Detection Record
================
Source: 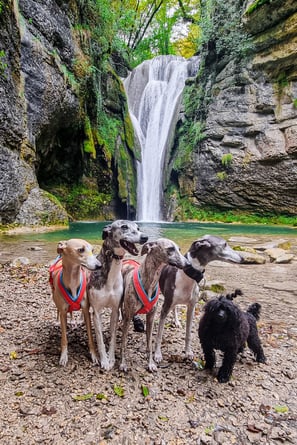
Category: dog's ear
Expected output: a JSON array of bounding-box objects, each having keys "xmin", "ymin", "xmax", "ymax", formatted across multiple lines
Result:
[
  {"xmin": 194, "ymin": 239, "xmax": 212, "ymax": 249},
  {"xmin": 102, "ymin": 224, "xmax": 111, "ymax": 240},
  {"xmin": 57, "ymin": 240, "xmax": 67, "ymax": 254},
  {"xmin": 141, "ymin": 241, "xmax": 155, "ymax": 255}
]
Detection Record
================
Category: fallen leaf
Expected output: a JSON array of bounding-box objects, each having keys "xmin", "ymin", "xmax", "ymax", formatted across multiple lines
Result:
[
  {"xmin": 141, "ymin": 384, "xmax": 149, "ymax": 397},
  {"xmin": 158, "ymin": 415, "xmax": 169, "ymax": 422},
  {"xmin": 15, "ymin": 391, "xmax": 24, "ymax": 397},
  {"xmin": 95, "ymin": 393, "xmax": 108, "ymax": 400},
  {"xmin": 72, "ymin": 393, "xmax": 93, "ymax": 401},
  {"xmin": 274, "ymin": 405, "xmax": 289, "ymax": 414},
  {"xmin": 9, "ymin": 351, "xmax": 17, "ymax": 360},
  {"xmin": 113, "ymin": 384, "xmax": 124, "ymax": 397},
  {"xmin": 247, "ymin": 424, "xmax": 263, "ymax": 433}
]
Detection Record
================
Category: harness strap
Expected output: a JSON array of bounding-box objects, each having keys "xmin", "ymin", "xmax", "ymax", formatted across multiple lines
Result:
[
  {"xmin": 49, "ymin": 257, "xmax": 87, "ymax": 312},
  {"xmin": 122, "ymin": 259, "xmax": 160, "ymax": 314}
]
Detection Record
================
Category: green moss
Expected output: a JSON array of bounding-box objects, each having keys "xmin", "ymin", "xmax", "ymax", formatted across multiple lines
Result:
[
  {"xmin": 172, "ymin": 199, "xmax": 297, "ymax": 226},
  {"xmin": 293, "ymin": 98, "xmax": 297, "ymax": 108},
  {"xmin": 124, "ymin": 112, "xmax": 138, "ymax": 155},
  {"xmin": 116, "ymin": 144, "xmax": 137, "ymax": 208},
  {"xmin": 47, "ymin": 185, "xmax": 111, "ymax": 220},
  {"xmin": 83, "ymin": 116, "xmax": 96, "ymax": 158},
  {"xmin": 221, "ymin": 153, "xmax": 233, "ymax": 167},
  {"xmin": 245, "ymin": 0, "xmax": 271, "ymax": 15},
  {"xmin": 216, "ymin": 171, "xmax": 227, "ymax": 181}
]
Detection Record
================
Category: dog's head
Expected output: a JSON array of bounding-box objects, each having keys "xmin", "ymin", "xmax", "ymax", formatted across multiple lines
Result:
[
  {"xmin": 187, "ymin": 235, "xmax": 243, "ymax": 267},
  {"xmin": 102, "ymin": 220, "xmax": 148, "ymax": 256},
  {"xmin": 57, "ymin": 239, "xmax": 102, "ymax": 270},
  {"xmin": 202, "ymin": 296, "xmax": 242, "ymax": 328},
  {"xmin": 141, "ymin": 238, "xmax": 189, "ymax": 269}
]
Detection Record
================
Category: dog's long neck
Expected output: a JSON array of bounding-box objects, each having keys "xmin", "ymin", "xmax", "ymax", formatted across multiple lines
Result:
[
  {"xmin": 138, "ymin": 254, "xmax": 165, "ymax": 298},
  {"xmin": 185, "ymin": 251, "xmax": 205, "ymax": 271},
  {"xmin": 89, "ymin": 240, "xmax": 125, "ymax": 289},
  {"xmin": 61, "ymin": 259, "xmax": 82, "ymax": 296}
]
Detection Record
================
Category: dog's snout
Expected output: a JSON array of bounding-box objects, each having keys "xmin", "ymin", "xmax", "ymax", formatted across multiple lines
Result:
[
  {"xmin": 140, "ymin": 234, "xmax": 149, "ymax": 244},
  {"xmin": 218, "ymin": 309, "xmax": 226, "ymax": 319}
]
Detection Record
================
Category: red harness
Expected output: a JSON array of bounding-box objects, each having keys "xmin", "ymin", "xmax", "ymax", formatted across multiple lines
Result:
[
  {"xmin": 49, "ymin": 257, "xmax": 87, "ymax": 312},
  {"xmin": 123, "ymin": 259, "xmax": 160, "ymax": 315}
]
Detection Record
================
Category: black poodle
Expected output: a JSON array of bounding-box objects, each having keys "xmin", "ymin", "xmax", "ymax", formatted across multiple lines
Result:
[{"xmin": 198, "ymin": 289, "xmax": 266, "ymax": 383}]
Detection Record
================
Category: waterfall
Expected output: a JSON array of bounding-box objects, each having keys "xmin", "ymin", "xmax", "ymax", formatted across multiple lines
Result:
[{"xmin": 124, "ymin": 55, "xmax": 199, "ymax": 221}]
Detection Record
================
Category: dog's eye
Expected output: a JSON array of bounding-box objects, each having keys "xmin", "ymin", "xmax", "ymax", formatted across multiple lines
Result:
[
  {"xmin": 121, "ymin": 224, "xmax": 128, "ymax": 230},
  {"xmin": 78, "ymin": 247, "xmax": 85, "ymax": 254},
  {"xmin": 167, "ymin": 247, "xmax": 175, "ymax": 254}
]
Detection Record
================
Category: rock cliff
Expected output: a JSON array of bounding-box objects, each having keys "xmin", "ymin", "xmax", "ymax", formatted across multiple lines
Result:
[
  {"xmin": 169, "ymin": 0, "xmax": 297, "ymax": 218},
  {"xmin": 0, "ymin": 0, "xmax": 135, "ymax": 225}
]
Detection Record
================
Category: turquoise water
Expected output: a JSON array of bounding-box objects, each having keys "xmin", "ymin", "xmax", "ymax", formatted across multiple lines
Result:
[{"xmin": 3, "ymin": 221, "xmax": 297, "ymax": 244}]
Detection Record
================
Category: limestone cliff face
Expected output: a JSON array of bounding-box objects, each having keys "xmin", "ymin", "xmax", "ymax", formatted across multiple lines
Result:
[
  {"xmin": 173, "ymin": 0, "xmax": 297, "ymax": 217},
  {"xmin": 0, "ymin": 0, "xmax": 134, "ymax": 225}
]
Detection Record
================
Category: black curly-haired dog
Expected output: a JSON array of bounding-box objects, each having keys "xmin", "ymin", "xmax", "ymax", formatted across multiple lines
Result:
[{"xmin": 198, "ymin": 289, "xmax": 266, "ymax": 383}]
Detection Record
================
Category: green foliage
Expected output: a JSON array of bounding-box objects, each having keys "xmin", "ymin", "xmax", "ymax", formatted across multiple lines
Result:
[
  {"xmin": 49, "ymin": 185, "xmax": 111, "ymax": 220},
  {"xmin": 198, "ymin": 0, "xmax": 253, "ymax": 63},
  {"xmin": 221, "ymin": 153, "xmax": 233, "ymax": 167},
  {"xmin": 293, "ymin": 98, "xmax": 297, "ymax": 108},
  {"xmin": 246, "ymin": 0, "xmax": 271, "ymax": 15},
  {"xmin": 174, "ymin": 120, "xmax": 205, "ymax": 170},
  {"xmin": 0, "ymin": 50, "xmax": 8, "ymax": 78},
  {"xmin": 173, "ymin": 199, "xmax": 297, "ymax": 226},
  {"xmin": 276, "ymin": 72, "xmax": 289, "ymax": 89},
  {"xmin": 113, "ymin": 384, "xmax": 124, "ymax": 397},
  {"xmin": 83, "ymin": 116, "xmax": 96, "ymax": 158},
  {"xmin": 216, "ymin": 171, "xmax": 227, "ymax": 180}
]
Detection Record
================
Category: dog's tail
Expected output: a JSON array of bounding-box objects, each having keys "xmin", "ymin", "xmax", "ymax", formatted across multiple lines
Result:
[
  {"xmin": 225, "ymin": 289, "xmax": 243, "ymax": 300},
  {"xmin": 247, "ymin": 302, "xmax": 261, "ymax": 320}
]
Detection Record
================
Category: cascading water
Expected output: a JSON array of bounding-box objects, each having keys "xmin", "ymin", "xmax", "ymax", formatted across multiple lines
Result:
[{"xmin": 124, "ymin": 55, "xmax": 199, "ymax": 221}]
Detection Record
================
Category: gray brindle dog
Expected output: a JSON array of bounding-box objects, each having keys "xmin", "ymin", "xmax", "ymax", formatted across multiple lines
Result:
[
  {"xmin": 119, "ymin": 238, "xmax": 190, "ymax": 373},
  {"xmin": 88, "ymin": 220, "xmax": 148, "ymax": 370},
  {"xmin": 154, "ymin": 235, "xmax": 243, "ymax": 363}
]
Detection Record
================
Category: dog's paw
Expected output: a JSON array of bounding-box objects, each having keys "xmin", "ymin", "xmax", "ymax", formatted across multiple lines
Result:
[
  {"xmin": 154, "ymin": 351, "xmax": 163, "ymax": 363},
  {"xmin": 90, "ymin": 352, "xmax": 99, "ymax": 366},
  {"xmin": 217, "ymin": 370, "xmax": 231, "ymax": 383},
  {"xmin": 148, "ymin": 361, "xmax": 158, "ymax": 372},
  {"xmin": 185, "ymin": 350, "xmax": 194, "ymax": 361},
  {"xmin": 59, "ymin": 351, "xmax": 68, "ymax": 367},
  {"xmin": 100, "ymin": 356, "xmax": 110, "ymax": 371},
  {"xmin": 119, "ymin": 363, "xmax": 128, "ymax": 373}
]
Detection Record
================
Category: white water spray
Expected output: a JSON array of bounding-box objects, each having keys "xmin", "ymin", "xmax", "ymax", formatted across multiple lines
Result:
[{"xmin": 124, "ymin": 55, "xmax": 199, "ymax": 221}]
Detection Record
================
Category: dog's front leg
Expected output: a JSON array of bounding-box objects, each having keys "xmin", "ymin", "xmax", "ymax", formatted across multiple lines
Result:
[
  {"xmin": 81, "ymin": 303, "xmax": 98, "ymax": 365},
  {"xmin": 92, "ymin": 310, "xmax": 109, "ymax": 370},
  {"xmin": 217, "ymin": 349, "xmax": 237, "ymax": 383},
  {"xmin": 202, "ymin": 344, "xmax": 216, "ymax": 370},
  {"xmin": 146, "ymin": 307, "xmax": 158, "ymax": 372},
  {"xmin": 107, "ymin": 307, "xmax": 119, "ymax": 370},
  {"xmin": 119, "ymin": 314, "xmax": 131, "ymax": 372},
  {"xmin": 59, "ymin": 309, "xmax": 68, "ymax": 366},
  {"xmin": 184, "ymin": 300, "xmax": 196, "ymax": 360}
]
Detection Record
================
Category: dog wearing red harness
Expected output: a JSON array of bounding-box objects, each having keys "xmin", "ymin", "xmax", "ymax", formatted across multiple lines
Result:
[
  {"xmin": 119, "ymin": 238, "xmax": 189, "ymax": 372},
  {"xmin": 49, "ymin": 239, "xmax": 101, "ymax": 366}
]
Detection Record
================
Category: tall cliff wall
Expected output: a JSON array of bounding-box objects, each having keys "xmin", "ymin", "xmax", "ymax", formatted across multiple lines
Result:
[
  {"xmin": 0, "ymin": 0, "xmax": 135, "ymax": 225},
  {"xmin": 169, "ymin": 0, "xmax": 297, "ymax": 219}
]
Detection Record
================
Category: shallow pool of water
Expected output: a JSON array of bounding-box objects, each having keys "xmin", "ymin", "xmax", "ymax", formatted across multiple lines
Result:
[{"xmin": 1, "ymin": 221, "xmax": 296, "ymax": 264}]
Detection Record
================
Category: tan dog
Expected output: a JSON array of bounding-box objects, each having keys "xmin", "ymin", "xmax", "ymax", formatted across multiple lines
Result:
[{"xmin": 49, "ymin": 239, "xmax": 101, "ymax": 366}]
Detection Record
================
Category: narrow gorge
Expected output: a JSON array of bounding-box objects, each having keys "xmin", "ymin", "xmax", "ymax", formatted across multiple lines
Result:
[{"xmin": 0, "ymin": 0, "xmax": 297, "ymax": 226}]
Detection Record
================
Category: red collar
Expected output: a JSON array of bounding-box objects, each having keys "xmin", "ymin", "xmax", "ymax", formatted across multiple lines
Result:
[{"xmin": 49, "ymin": 257, "xmax": 87, "ymax": 312}]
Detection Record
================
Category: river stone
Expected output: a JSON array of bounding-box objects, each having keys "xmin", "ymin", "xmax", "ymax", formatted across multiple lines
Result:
[
  {"xmin": 274, "ymin": 253, "xmax": 294, "ymax": 264},
  {"xmin": 239, "ymin": 251, "xmax": 266, "ymax": 264},
  {"xmin": 264, "ymin": 247, "xmax": 287, "ymax": 260}
]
